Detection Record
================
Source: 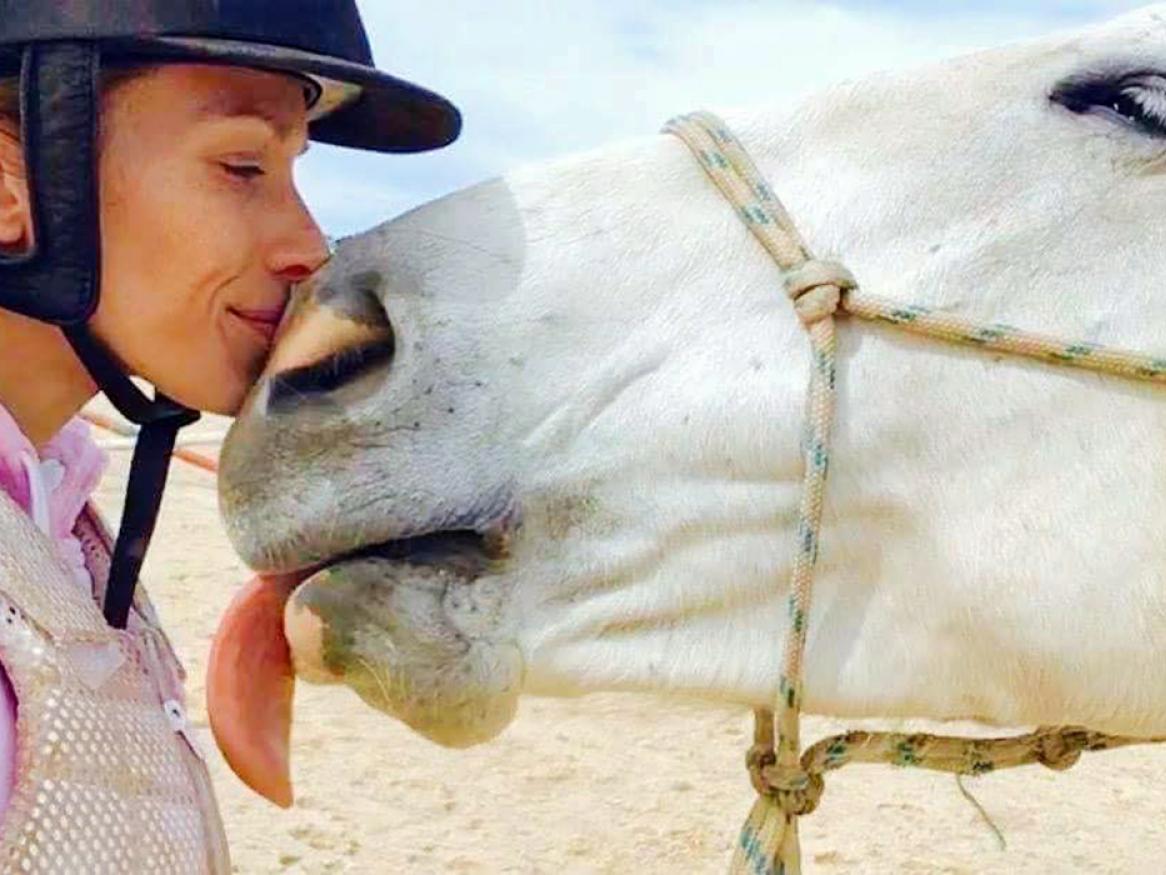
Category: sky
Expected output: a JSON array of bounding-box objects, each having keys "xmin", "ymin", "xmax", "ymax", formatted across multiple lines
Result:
[{"xmin": 297, "ymin": 1, "xmax": 1150, "ymax": 238}]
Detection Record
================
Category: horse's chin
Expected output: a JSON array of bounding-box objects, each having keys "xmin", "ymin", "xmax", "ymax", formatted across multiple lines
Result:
[{"xmin": 286, "ymin": 554, "xmax": 524, "ymax": 748}]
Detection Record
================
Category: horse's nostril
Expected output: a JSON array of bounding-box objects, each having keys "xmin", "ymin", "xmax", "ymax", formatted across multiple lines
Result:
[
  {"xmin": 267, "ymin": 336, "xmax": 395, "ymax": 411},
  {"xmin": 261, "ymin": 266, "xmax": 395, "ymax": 413}
]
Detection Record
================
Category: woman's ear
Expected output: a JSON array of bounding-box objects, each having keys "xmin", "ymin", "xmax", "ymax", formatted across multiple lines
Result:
[{"xmin": 0, "ymin": 123, "xmax": 31, "ymax": 251}]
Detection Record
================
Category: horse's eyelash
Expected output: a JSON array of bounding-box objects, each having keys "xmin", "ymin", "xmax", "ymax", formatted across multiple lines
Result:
[{"xmin": 1124, "ymin": 82, "xmax": 1166, "ymax": 122}]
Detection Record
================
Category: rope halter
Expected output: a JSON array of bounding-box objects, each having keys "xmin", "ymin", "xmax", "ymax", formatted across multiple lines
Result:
[{"xmin": 662, "ymin": 110, "xmax": 1166, "ymax": 875}]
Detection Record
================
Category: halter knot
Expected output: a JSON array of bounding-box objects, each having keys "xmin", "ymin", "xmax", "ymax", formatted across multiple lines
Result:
[
  {"xmin": 747, "ymin": 745, "xmax": 824, "ymax": 816},
  {"xmin": 1035, "ymin": 728, "xmax": 1087, "ymax": 772},
  {"xmin": 783, "ymin": 259, "xmax": 856, "ymax": 325}
]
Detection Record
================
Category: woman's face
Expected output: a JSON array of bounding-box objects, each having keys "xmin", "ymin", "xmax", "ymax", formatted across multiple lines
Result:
[{"xmin": 91, "ymin": 64, "xmax": 330, "ymax": 414}]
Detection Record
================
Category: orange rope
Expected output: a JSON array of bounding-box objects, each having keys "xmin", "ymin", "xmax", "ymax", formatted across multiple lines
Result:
[{"xmin": 80, "ymin": 410, "xmax": 220, "ymax": 474}]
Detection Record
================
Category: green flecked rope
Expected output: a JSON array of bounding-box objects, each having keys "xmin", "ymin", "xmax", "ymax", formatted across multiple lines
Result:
[{"xmin": 663, "ymin": 110, "xmax": 1166, "ymax": 875}]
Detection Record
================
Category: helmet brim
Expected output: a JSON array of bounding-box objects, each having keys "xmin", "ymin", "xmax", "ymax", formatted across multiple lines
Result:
[{"xmin": 107, "ymin": 35, "xmax": 462, "ymax": 154}]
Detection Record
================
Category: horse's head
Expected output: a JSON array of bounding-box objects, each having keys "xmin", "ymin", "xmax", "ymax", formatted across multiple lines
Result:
[{"xmin": 217, "ymin": 5, "xmax": 1166, "ymax": 762}]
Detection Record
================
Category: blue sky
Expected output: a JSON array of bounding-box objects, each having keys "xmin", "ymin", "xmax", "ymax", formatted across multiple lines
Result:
[{"xmin": 298, "ymin": 1, "xmax": 1148, "ymax": 238}]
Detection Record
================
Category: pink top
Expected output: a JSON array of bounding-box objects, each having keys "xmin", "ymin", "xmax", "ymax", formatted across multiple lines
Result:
[{"xmin": 0, "ymin": 402, "xmax": 107, "ymax": 819}]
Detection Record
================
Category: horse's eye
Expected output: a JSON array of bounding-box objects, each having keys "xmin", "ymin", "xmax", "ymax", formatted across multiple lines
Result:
[{"xmin": 1051, "ymin": 72, "xmax": 1166, "ymax": 137}]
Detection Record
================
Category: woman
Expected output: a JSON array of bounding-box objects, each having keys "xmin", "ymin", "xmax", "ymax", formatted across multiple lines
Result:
[{"xmin": 0, "ymin": 2, "xmax": 459, "ymax": 871}]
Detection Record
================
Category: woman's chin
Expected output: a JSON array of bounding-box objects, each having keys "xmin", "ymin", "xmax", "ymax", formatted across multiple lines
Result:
[{"xmin": 153, "ymin": 362, "xmax": 252, "ymax": 416}]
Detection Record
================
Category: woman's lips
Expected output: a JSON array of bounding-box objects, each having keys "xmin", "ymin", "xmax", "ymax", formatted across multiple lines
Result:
[{"xmin": 230, "ymin": 306, "xmax": 286, "ymax": 342}]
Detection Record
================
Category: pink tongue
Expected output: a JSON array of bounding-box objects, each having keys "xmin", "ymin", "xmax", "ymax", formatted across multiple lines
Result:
[{"xmin": 207, "ymin": 574, "xmax": 301, "ymax": 808}]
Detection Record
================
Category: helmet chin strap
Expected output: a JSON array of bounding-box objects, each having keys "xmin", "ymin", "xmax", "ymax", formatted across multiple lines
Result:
[
  {"xmin": 65, "ymin": 327, "xmax": 198, "ymax": 629},
  {"xmin": 0, "ymin": 42, "xmax": 200, "ymax": 629}
]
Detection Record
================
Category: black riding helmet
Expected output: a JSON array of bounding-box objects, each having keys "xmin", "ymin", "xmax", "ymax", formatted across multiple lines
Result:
[{"xmin": 0, "ymin": 1, "xmax": 461, "ymax": 627}]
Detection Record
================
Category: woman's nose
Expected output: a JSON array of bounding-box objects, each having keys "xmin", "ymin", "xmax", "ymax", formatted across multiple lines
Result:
[{"xmin": 268, "ymin": 195, "xmax": 331, "ymax": 282}]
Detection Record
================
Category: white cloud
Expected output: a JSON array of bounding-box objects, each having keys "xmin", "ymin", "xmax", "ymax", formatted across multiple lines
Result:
[{"xmin": 297, "ymin": 0, "xmax": 1150, "ymax": 236}]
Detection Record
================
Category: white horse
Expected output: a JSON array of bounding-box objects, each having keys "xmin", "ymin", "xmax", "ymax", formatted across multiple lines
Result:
[{"xmin": 211, "ymin": 3, "xmax": 1166, "ymax": 816}]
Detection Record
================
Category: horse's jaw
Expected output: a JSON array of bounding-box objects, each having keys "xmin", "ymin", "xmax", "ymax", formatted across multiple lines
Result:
[{"xmin": 268, "ymin": 478, "xmax": 816, "ymax": 746}]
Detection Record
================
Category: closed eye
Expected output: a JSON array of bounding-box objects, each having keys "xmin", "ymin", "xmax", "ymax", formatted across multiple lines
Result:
[
  {"xmin": 222, "ymin": 163, "xmax": 266, "ymax": 180},
  {"xmin": 1051, "ymin": 71, "xmax": 1166, "ymax": 137},
  {"xmin": 268, "ymin": 338, "xmax": 394, "ymax": 411}
]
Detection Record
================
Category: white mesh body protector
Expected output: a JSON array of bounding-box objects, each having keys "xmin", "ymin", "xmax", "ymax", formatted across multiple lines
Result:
[{"xmin": 0, "ymin": 493, "xmax": 229, "ymax": 873}]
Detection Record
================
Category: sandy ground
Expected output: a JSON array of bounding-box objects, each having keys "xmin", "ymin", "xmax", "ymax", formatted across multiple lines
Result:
[{"xmin": 85, "ymin": 405, "xmax": 1166, "ymax": 874}]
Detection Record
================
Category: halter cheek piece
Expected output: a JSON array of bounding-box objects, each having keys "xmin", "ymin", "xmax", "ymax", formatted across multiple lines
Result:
[
  {"xmin": 0, "ymin": 42, "xmax": 197, "ymax": 629},
  {"xmin": 1, "ymin": 44, "xmax": 100, "ymax": 323}
]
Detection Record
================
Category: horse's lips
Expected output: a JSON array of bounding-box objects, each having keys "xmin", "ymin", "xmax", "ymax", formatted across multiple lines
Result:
[
  {"xmin": 207, "ymin": 573, "xmax": 303, "ymax": 809},
  {"xmin": 206, "ymin": 528, "xmax": 504, "ymax": 808}
]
